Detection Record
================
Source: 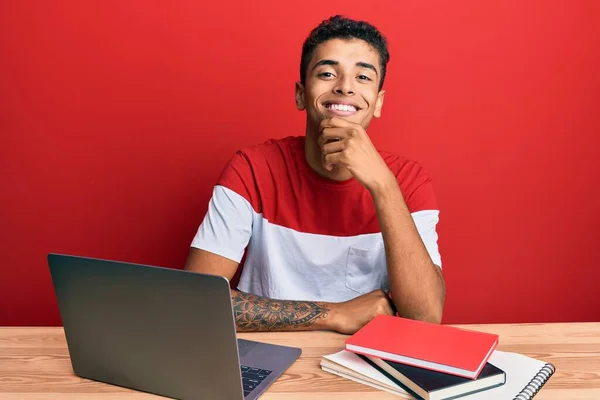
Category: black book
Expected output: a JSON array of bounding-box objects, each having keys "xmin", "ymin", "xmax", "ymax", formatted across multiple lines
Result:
[{"xmin": 359, "ymin": 355, "xmax": 506, "ymax": 400}]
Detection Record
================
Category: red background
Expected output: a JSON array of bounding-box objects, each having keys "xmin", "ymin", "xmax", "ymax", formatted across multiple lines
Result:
[{"xmin": 1, "ymin": 1, "xmax": 599, "ymax": 326}]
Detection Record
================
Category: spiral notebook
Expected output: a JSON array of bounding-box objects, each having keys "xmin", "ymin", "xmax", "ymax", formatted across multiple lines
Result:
[{"xmin": 321, "ymin": 349, "xmax": 555, "ymax": 400}]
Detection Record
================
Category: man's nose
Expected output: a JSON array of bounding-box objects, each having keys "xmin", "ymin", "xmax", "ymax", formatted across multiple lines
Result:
[{"xmin": 333, "ymin": 75, "xmax": 355, "ymax": 95}]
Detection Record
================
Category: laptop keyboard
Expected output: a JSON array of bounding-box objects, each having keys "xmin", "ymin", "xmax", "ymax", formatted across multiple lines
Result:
[{"xmin": 240, "ymin": 365, "xmax": 272, "ymax": 397}]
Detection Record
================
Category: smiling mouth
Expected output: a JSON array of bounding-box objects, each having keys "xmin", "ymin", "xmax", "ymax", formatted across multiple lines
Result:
[{"xmin": 324, "ymin": 103, "xmax": 359, "ymax": 112}]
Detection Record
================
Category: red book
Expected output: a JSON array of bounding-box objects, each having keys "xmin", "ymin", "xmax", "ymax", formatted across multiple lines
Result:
[{"xmin": 345, "ymin": 315, "xmax": 498, "ymax": 379}]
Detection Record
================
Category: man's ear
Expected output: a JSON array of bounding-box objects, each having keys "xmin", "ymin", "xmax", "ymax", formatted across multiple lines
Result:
[
  {"xmin": 373, "ymin": 90, "xmax": 385, "ymax": 118},
  {"xmin": 295, "ymin": 81, "xmax": 306, "ymax": 111}
]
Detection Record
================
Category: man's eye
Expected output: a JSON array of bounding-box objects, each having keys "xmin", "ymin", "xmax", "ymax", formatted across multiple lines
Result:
[
  {"xmin": 358, "ymin": 75, "xmax": 371, "ymax": 81},
  {"xmin": 319, "ymin": 72, "xmax": 335, "ymax": 78}
]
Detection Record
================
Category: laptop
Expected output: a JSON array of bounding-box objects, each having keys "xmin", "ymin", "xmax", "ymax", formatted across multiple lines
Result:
[{"xmin": 47, "ymin": 253, "xmax": 302, "ymax": 400}]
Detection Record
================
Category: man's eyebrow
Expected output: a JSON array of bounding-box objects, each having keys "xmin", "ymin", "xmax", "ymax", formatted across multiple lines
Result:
[
  {"xmin": 357, "ymin": 62, "xmax": 378, "ymax": 76},
  {"xmin": 312, "ymin": 59, "xmax": 379, "ymax": 76},
  {"xmin": 312, "ymin": 59, "xmax": 339, "ymax": 70}
]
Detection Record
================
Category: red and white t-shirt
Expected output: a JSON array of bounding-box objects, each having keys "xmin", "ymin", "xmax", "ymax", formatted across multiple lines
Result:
[{"xmin": 191, "ymin": 136, "xmax": 441, "ymax": 302}]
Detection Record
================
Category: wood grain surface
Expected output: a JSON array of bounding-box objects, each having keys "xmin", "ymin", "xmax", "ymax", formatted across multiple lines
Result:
[{"xmin": 1, "ymin": 323, "xmax": 599, "ymax": 399}]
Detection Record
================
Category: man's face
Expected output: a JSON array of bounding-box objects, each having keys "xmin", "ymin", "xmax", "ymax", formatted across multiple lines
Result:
[{"xmin": 296, "ymin": 38, "xmax": 385, "ymax": 134}]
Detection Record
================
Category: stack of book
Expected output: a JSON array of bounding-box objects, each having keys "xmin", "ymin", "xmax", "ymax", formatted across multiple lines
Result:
[{"xmin": 320, "ymin": 315, "xmax": 555, "ymax": 400}]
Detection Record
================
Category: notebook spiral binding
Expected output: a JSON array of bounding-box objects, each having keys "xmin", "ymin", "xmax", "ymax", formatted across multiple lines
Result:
[{"xmin": 513, "ymin": 363, "xmax": 556, "ymax": 400}]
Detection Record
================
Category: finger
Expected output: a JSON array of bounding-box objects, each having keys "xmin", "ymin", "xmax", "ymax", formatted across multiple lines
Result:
[
  {"xmin": 318, "ymin": 127, "xmax": 349, "ymax": 146},
  {"xmin": 319, "ymin": 126, "xmax": 362, "ymax": 146},
  {"xmin": 321, "ymin": 139, "xmax": 345, "ymax": 155},
  {"xmin": 386, "ymin": 292, "xmax": 398, "ymax": 316},
  {"xmin": 388, "ymin": 299, "xmax": 397, "ymax": 316},
  {"xmin": 323, "ymin": 152, "xmax": 344, "ymax": 171}
]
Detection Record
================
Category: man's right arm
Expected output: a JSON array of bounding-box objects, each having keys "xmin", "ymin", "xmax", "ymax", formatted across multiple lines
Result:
[{"xmin": 184, "ymin": 247, "xmax": 394, "ymax": 334}]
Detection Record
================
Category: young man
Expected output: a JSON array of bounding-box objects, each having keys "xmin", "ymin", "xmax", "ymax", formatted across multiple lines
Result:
[{"xmin": 185, "ymin": 15, "xmax": 445, "ymax": 334}]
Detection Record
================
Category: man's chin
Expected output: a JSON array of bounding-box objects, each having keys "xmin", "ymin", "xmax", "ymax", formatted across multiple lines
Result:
[
  {"xmin": 305, "ymin": 111, "xmax": 366, "ymax": 136},
  {"xmin": 323, "ymin": 109, "xmax": 360, "ymax": 119},
  {"xmin": 317, "ymin": 112, "xmax": 363, "ymax": 125}
]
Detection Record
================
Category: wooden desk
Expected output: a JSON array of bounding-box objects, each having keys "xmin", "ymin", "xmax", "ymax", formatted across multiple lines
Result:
[{"xmin": 1, "ymin": 323, "xmax": 599, "ymax": 399}]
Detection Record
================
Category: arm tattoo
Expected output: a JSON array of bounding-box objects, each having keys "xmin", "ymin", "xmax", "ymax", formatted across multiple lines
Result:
[{"xmin": 232, "ymin": 291, "xmax": 330, "ymax": 331}]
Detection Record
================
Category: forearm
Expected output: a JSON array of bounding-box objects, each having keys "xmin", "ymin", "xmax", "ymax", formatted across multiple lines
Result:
[
  {"xmin": 231, "ymin": 289, "xmax": 338, "ymax": 332},
  {"xmin": 370, "ymin": 179, "xmax": 445, "ymax": 323}
]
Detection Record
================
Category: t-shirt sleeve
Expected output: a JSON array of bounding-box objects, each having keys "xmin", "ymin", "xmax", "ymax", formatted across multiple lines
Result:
[
  {"xmin": 190, "ymin": 152, "xmax": 258, "ymax": 263},
  {"xmin": 412, "ymin": 209, "xmax": 442, "ymax": 268},
  {"xmin": 396, "ymin": 161, "xmax": 442, "ymax": 268}
]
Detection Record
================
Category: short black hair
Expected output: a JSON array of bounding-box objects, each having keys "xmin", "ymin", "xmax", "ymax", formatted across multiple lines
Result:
[{"xmin": 300, "ymin": 15, "xmax": 390, "ymax": 91}]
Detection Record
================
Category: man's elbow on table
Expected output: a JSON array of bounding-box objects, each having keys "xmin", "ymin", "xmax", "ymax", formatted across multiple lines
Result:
[{"xmin": 399, "ymin": 305, "xmax": 443, "ymax": 325}]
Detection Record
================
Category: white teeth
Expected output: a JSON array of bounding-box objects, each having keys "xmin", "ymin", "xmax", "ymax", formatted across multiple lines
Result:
[{"xmin": 328, "ymin": 103, "xmax": 357, "ymax": 112}]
